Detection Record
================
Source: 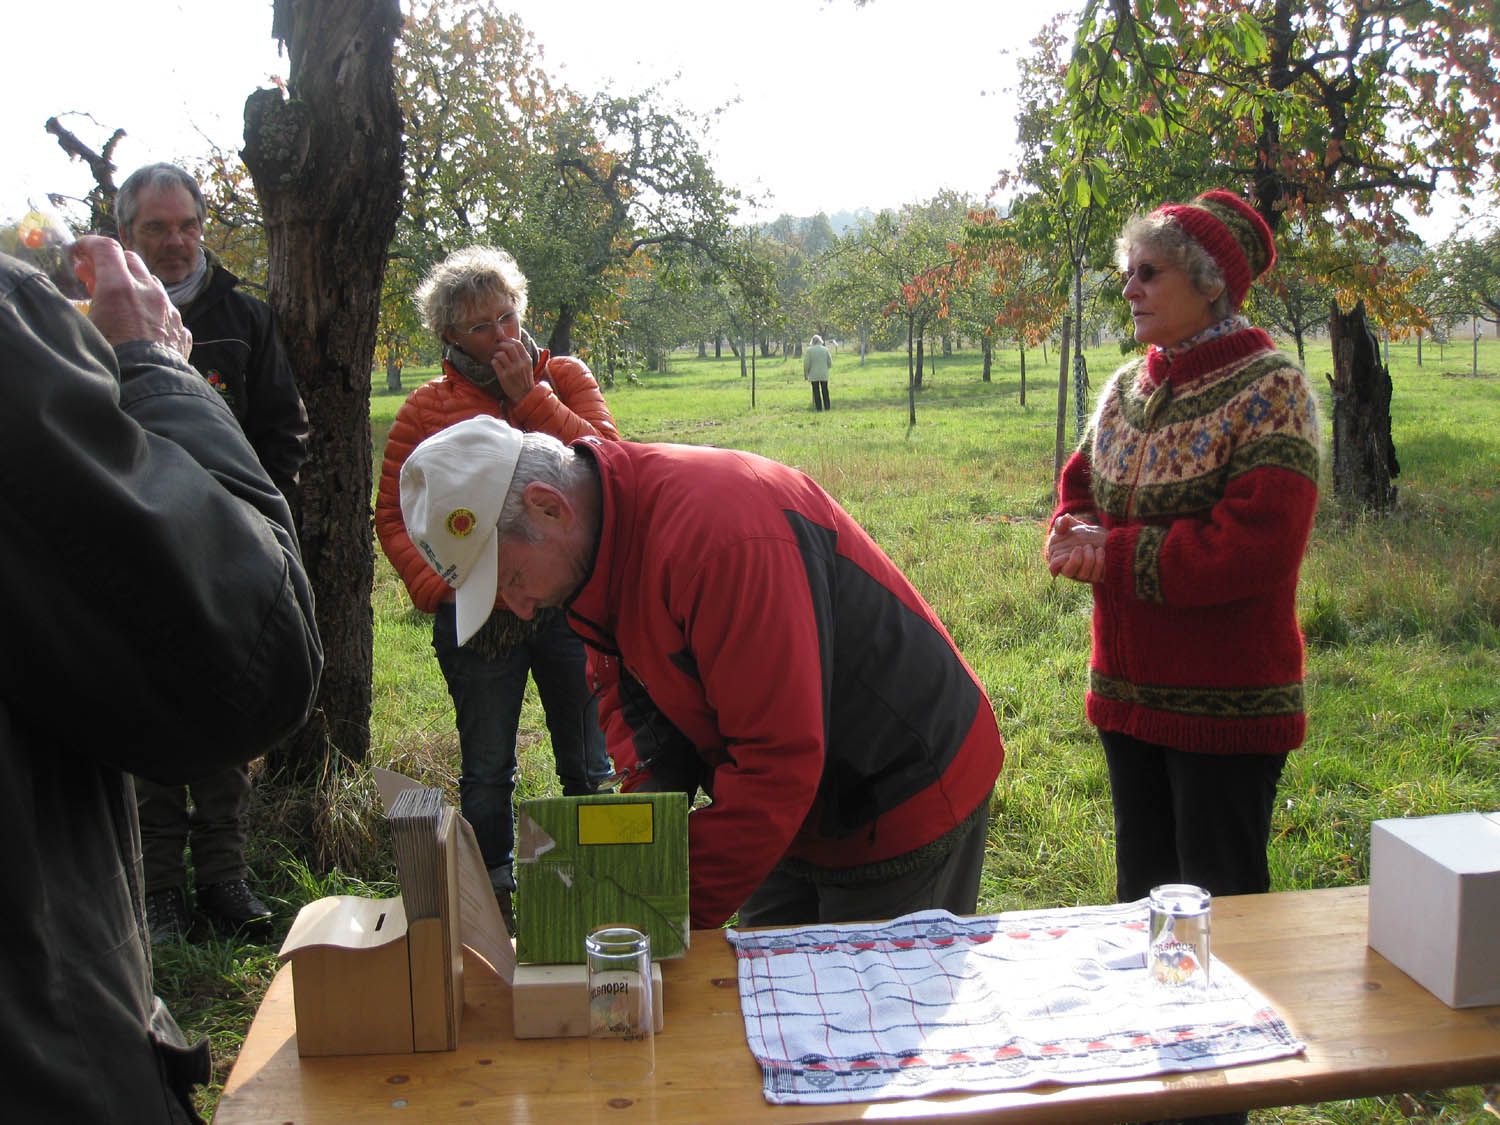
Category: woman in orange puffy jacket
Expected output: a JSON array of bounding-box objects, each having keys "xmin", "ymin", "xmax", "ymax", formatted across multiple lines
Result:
[{"xmin": 374, "ymin": 246, "xmax": 618, "ymax": 923}]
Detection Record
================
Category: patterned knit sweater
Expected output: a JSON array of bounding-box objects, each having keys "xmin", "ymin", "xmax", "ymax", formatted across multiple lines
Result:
[{"xmin": 1053, "ymin": 327, "xmax": 1321, "ymax": 755}]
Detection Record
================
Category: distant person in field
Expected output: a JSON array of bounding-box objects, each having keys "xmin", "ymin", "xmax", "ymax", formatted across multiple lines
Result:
[
  {"xmin": 375, "ymin": 246, "xmax": 618, "ymax": 931},
  {"xmin": 3, "ymin": 236, "xmax": 321, "ymax": 1121},
  {"xmin": 803, "ymin": 333, "xmax": 833, "ymax": 411},
  {"xmin": 399, "ymin": 416, "xmax": 1005, "ymax": 929},
  {"xmin": 1045, "ymin": 189, "xmax": 1321, "ymax": 912},
  {"xmin": 117, "ymin": 162, "xmax": 310, "ymax": 945}
]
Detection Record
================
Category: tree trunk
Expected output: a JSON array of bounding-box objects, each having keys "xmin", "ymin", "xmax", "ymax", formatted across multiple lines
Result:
[
  {"xmin": 1072, "ymin": 271, "xmax": 1088, "ymax": 440},
  {"xmin": 243, "ymin": 0, "xmax": 404, "ymax": 804},
  {"xmin": 1054, "ymin": 314, "xmax": 1072, "ymax": 480},
  {"xmin": 981, "ymin": 336, "xmax": 992, "ymax": 383},
  {"xmin": 385, "ymin": 355, "xmax": 402, "ymax": 394},
  {"xmin": 914, "ymin": 335, "xmax": 926, "ymax": 390},
  {"xmin": 907, "ymin": 317, "xmax": 917, "ymax": 426},
  {"xmin": 1327, "ymin": 301, "xmax": 1399, "ymax": 512},
  {"xmin": 1019, "ymin": 344, "xmax": 1027, "ymax": 405},
  {"xmin": 549, "ymin": 303, "xmax": 577, "ymax": 356}
]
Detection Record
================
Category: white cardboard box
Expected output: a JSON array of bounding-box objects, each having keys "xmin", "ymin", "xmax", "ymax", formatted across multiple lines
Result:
[{"xmin": 1367, "ymin": 811, "xmax": 1500, "ymax": 1008}]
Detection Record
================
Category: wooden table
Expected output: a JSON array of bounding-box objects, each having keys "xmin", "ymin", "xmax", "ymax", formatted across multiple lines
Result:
[{"xmin": 214, "ymin": 886, "xmax": 1500, "ymax": 1122}]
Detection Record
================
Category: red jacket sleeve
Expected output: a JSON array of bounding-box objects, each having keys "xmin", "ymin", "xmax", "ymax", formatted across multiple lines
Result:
[
  {"xmin": 1051, "ymin": 447, "xmax": 1097, "ymax": 529},
  {"xmin": 375, "ymin": 383, "xmax": 464, "ymax": 613}
]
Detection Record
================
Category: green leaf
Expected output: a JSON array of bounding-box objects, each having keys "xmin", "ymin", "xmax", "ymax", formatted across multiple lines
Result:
[{"xmin": 1073, "ymin": 173, "xmax": 1092, "ymax": 208}]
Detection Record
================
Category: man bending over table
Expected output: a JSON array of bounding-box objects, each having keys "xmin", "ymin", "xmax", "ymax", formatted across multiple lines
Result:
[{"xmin": 399, "ymin": 417, "xmax": 1004, "ymax": 929}]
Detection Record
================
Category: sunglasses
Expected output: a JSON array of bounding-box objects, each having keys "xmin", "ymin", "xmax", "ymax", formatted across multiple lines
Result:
[{"xmin": 1121, "ymin": 262, "xmax": 1166, "ymax": 285}]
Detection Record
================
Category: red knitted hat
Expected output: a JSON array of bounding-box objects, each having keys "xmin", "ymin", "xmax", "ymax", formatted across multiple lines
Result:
[{"xmin": 1155, "ymin": 190, "xmax": 1276, "ymax": 311}]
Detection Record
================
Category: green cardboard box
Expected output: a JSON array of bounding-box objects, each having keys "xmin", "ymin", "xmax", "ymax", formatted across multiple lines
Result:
[{"xmin": 514, "ymin": 792, "xmax": 690, "ymax": 964}]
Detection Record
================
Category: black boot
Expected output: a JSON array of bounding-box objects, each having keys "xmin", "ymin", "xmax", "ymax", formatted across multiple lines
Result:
[
  {"xmin": 144, "ymin": 887, "xmax": 191, "ymax": 945},
  {"xmin": 196, "ymin": 878, "xmax": 275, "ymax": 941}
]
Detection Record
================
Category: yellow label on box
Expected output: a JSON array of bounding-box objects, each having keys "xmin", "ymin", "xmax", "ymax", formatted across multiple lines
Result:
[{"xmin": 577, "ymin": 802, "xmax": 655, "ymax": 845}]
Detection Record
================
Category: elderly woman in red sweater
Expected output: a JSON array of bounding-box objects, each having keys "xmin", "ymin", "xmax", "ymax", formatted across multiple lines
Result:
[
  {"xmin": 375, "ymin": 245, "xmax": 619, "ymax": 924},
  {"xmin": 1046, "ymin": 190, "xmax": 1321, "ymax": 907}
]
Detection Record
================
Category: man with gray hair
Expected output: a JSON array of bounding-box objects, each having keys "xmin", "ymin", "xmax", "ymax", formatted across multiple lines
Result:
[
  {"xmin": 399, "ymin": 418, "xmax": 1004, "ymax": 931},
  {"xmin": 117, "ymin": 162, "xmax": 310, "ymax": 943}
]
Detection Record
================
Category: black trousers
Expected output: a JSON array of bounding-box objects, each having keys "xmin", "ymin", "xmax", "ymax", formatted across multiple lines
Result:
[
  {"xmin": 136, "ymin": 765, "xmax": 252, "ymax": 891},
  {"xmin": 810, "ymin": 381, "xmax": 830, "ymax": 410},
  {"xmin": 1102, "ymin": 731, "xmax": 1285, "ymax": 1125},
  {"xmin": 1100, "ymin": 729, "xmax": 1287, "ymax": 902},
  {"xmin": 736, "ymin": 803, "xmax": 989, "ymax": 927}
]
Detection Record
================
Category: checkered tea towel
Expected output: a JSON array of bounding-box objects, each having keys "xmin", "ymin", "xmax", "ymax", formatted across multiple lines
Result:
[{"xmin": 726, "ymin": 902, "xmax": 1303, "ymax": 1105}]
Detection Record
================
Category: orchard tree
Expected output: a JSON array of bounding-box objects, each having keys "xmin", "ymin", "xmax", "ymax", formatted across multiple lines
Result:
[
  {"xmin": 710, "ymin": 226, "xmax": 781, "ymax": 379},
  {"xmin": 387, "ymin": 0, "xmax": 560, "ymax": 361},
  {"xmin": 1442, "ymin": 229, "xmax": 1500, "ymax": 376},
  {"xmin": 510, "ymin": 89, "xmax": 740, "ymax": 355},
  {"xmin": 833, "ymin": 195, "xmax": 971, "ymax": 424},
  {"xmin": 1244, "ymin": 244, "xmax": 1326, "ymax": 366},
  {"xmin": 373, "ymin": 250, "xmax": 431, "ymax": 393},
  {"xmin": 392, "ymin": 0, "xmax": 739, "ymax": 359},
  {"xmin": 813, "ymin": 229, "xmax": 889, "ymax": 364},
  {"xmin": 243, "ymin": 0, "xmax": 405, "ymax": 802},
  {"xmin": 397, "ymin": 0, "xmax": 553, "ymax": 239},
  {"xmin": 1446, "ymin": 229, "xmax": 1500, "ymax": 327},
  {"xmin": 953, "ymin": 210, "xmax": 1066, "ymax": 399}
]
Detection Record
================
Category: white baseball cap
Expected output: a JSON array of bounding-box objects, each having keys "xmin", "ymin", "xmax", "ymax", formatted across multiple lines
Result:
[{"xmin": 399, "ymin": 416, "xmax": 524, "ymax": 644}]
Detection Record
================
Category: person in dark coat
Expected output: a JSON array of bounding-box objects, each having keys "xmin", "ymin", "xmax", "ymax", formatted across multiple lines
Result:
[
  {"xmin": 118, "ymin": 162, "xmax": 311, "ymax": 942},
  {"xmin": 2, "ymin": 235, "xmax": 321, "ymax": 1121}
]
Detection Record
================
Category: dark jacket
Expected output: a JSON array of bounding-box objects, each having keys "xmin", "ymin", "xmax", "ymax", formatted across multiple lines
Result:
[
  {"xmin": 180, "ymin": 257, "xmax": 308, "ymax": 503},
  {"xmin": 0, "ymin": 254, "xmax": 323, "ymax": 1121}
]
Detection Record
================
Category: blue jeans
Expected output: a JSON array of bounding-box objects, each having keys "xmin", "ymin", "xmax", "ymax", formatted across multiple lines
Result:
[{"xmin": 433, "ymin": 603, "xmax": 610, "ymax": 887}]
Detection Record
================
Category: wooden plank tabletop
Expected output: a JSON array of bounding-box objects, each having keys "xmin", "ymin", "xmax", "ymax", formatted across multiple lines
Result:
[{"xmin": 214, "ymin": 886, "xmax": 1500, "ymax": 1123}]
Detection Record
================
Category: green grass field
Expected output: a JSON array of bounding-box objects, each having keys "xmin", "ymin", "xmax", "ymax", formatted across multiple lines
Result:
[{"xmin": 176, "ymin": 332, "xmax": 1500, "ymax": 1122}]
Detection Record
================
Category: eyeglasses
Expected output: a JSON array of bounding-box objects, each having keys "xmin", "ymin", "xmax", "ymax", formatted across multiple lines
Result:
[
  {"xmin": 459, "ymin": 310, "xmax": 521, "ymax": 337},
  {"xmin": 1121, "ymin": 262, "xmax": 1165, "ymax": 286}
]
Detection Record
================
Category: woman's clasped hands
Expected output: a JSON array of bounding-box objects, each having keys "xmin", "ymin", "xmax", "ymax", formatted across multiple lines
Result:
[{"xmin": 1045, "ymin": 511, "xmax": 1107, "ymax": 584}]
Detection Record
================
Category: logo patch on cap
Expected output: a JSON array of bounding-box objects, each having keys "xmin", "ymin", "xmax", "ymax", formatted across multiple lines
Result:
[{"xmin": 446, "ymin": 508, "xmax": 478, "ymax": 537}]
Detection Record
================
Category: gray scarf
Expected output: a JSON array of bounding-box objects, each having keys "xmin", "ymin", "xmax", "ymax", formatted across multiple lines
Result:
[
  {"xmin": 443, "ymin": 327, "xmax": 542, "ymax": 394},
  {"xmin": 165, "ymin": 248, "xmax": 211, "ymax": 308}
]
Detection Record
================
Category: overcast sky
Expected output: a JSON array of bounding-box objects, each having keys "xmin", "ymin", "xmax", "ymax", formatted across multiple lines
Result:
[{"xmin": 3, "ymin": 0, "xmax": 1485, "ymax": 238}]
